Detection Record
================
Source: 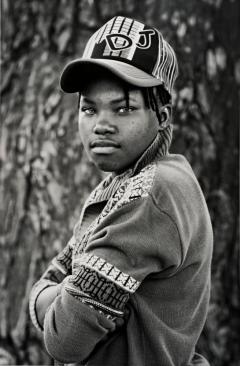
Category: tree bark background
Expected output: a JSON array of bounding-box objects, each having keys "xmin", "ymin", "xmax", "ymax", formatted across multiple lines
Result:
[{"xmin": 0, "ymin": 0, "xmax": 239, "ymax": 365}]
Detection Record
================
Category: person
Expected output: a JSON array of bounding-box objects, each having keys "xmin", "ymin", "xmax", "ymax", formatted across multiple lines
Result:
[{"xmin": 29, "ymin": 16, "xmax": 213, "ymax": 366}]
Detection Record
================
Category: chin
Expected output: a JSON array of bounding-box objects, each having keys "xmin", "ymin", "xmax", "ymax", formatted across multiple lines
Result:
[{"xmin": 94, "ymin": 161, "xmax": 123, "ymax": 173}]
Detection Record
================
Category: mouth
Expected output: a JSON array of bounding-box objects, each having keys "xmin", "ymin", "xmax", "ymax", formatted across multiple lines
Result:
[{"xmin": 90, "ymin": 139, "xmax": 121, "ymax": 154}]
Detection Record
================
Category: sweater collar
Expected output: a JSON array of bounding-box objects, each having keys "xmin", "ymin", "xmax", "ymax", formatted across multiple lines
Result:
[{"xmin": 118, "ymin": 124, "xmax": 173, "ymax": 176}]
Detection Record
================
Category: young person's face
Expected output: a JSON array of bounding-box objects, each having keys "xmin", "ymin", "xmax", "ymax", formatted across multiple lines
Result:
[{"xmin": 78, "ymin": 75, "xmax": 159, "ymax": 173}]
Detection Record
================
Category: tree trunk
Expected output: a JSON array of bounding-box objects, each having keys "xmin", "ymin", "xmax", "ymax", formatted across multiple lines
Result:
[{"xmin": 1, "ymin": 0, "xmax": 239, "ymax": 365}]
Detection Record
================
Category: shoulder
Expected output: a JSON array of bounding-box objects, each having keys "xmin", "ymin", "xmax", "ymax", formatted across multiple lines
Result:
[
  {"xmin": 98, "ymin": 154, "xmax": 202, "ymax": 220},
  {"xmin": 150, "ymin": 153, "xmax": 208, "ymax": 224},
  {"xmin": 155, "ymin": 154, "xmax": 196, "ymax": 184},
  {"xmin": 150, "ymin": 154, "xmax": 212, "ymax": 248},
  {"xmin": 110, "ymin": 155, "xmax": 197, "ymax": 209},
  {"xmin": 151, "ymin": 154, "xmax": 201, "ymax": 201}
]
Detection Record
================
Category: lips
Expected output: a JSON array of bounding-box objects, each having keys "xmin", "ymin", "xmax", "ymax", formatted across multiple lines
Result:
[
  {"xmin": 90, "ymin": 139, "xmax": 120, "ymax": 148},
  {"xmin": 90, "ymin": 139, "xmax": 121, "ymax": 154}
]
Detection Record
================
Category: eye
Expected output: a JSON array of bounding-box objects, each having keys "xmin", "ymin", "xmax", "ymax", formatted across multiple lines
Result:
[
  {"xmin": 117, "ymin": 106, "xmax": 136, "ymax": 114},
  {"xmin": 81, "ymin": 106, "xmax": 96, "ymax": 115}
]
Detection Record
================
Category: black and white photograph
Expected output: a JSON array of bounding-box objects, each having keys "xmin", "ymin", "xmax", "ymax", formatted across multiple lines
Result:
[{"xmin": 0, "ymin": 1, "xmax": 239, "ymax": 365}]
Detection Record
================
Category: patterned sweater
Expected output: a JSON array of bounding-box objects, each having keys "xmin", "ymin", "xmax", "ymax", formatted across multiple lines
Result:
[{"xmin": 29, "ymin": 131, "xmax": 213, "ymax": 366}]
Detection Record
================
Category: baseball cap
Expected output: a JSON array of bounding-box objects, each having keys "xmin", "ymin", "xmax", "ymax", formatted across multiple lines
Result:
[{"xmin": 60, "ymin": 16, "xmax": 178, "ymax": 96}]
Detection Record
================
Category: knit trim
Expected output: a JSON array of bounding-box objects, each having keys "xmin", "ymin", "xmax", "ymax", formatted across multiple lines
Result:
[
  {"xmin": 69, "ymin": 267, "xmax": 129, "ymax": 310},
  {"xmin": 64, "ymin": 284, "xmax": 124, "ymax": 318},
  {"xmin": 73, "ymin": 163, "xmax": 156, "ymax": 255},
  {"xmin": 73, "ymin": 253, "xmax": 140, "ymax": 292},
  {"xmin": 86, "ymin": 170, "xmax": 132, "ymax": 206},
  {"xmin": 69, "ymin": 253, "xmax": 140, "ymax": 310},
  {"xmin": 52, "ymin": 237, "xmax": 75, "ymax": 275}
]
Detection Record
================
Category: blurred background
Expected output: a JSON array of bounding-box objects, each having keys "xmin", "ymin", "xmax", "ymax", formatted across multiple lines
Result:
[{"xmin": 0, "ymin": 0, "xmax": 239, "ymax": 365}]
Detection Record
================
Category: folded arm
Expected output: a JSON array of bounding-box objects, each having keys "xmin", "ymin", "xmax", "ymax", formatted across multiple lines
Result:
[
  {"xmin": 29, "ymin": 236, "xmax": 75, "ymax": 331},
  {"xmin": 43, "ymin": 196, "xmax": 182, "ymax": 363}
]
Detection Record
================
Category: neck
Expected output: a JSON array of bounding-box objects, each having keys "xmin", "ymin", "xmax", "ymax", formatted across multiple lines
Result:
[{"xmin": 114, "ymin": 125, "xmax": 173, "ymax": 177}]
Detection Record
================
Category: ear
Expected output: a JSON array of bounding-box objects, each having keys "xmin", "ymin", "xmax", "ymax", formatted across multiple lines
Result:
[{"xmin": 159, "ymin": 104, "xmax": 172, "ymax": 130}]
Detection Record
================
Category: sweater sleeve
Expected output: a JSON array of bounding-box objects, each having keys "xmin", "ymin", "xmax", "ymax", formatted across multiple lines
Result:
[
  {"xmin": 43, "ymin": 195, "xmax": 182, "ymax": 363},
  {"xmin": 29, "ymin": 236, "xmax": 75, "ymax": 331}
]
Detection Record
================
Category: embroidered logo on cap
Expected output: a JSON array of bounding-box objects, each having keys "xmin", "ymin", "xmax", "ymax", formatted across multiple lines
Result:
[
  {"xmin": 61, "ymin": 16, "xmax": 178, "ymax": 94},
  {"xmin": 105, "ymin": 29, "xmax": 156, "ymax": 51}
]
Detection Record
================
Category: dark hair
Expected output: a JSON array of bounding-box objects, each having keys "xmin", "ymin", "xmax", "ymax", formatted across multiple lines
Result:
[{"xmin": 122, "ymin": 85, "xmax": 171, "ymax": 124}]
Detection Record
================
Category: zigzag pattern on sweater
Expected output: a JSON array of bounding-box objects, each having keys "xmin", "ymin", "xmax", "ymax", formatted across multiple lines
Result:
[
  {"xmin": 69, "ymin": 253, "xmax": 140, "ymax": 311},
  {"xmin": 73, "ymin": 162, "xmax": 156, "ymax": 256},
  {"xmin": 62, "ymin": 163, "xmax": 156, "ymax": 314},
  {"xmin": 52, "ymin": 236, "xmax": 75, "ymax": 275},
  {"xmin": 52, "ymin": 163, "xmax": 156, "ymax": 316}
]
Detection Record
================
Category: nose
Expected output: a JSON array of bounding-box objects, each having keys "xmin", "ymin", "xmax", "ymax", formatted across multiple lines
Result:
[{"xmin": 93, "ymin": 112, "xmax": 116, "ymax": 135}]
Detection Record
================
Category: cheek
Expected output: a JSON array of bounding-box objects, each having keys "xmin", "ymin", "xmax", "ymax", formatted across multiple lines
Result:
[
  {"xmin": 128, "ymin": 118, "xmax": 158, "ymax": 143},
  {"xmin": 78, "ymin": 117, "xmax": 90, "ymax": 142}
]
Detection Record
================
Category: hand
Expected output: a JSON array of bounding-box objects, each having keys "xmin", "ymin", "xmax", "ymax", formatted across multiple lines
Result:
[{"xmin": 36, "ymin": 283, "xmax": 62, "ymax": 327}]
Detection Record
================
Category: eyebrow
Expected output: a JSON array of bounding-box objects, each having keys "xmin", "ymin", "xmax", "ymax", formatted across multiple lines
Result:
[
  {"xmin": 110, "ymin": 97, "xmax": 130, "ymax": 105},
  {"xmin": 81, "ymin": 96, "xmax": 138, "ymax": 105},
  {"xmin": 81, "ymin": 97, "xmax": 95, "ymax": 104}
]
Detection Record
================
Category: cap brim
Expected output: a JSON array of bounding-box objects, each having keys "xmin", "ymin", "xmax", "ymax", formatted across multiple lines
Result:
[{"xmin": 60, "ymin": 58, "xmax": 164, "ymax": 93}]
